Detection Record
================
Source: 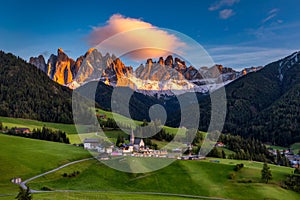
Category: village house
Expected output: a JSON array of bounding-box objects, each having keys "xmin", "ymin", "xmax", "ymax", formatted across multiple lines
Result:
[
  {"xmin": 83, "ymin": 138, "xmax": 100, "ymax": 150},
  {"xmin": 96, "ymin": 114, "xmax": 107, "ymax": 119},
  {"xmin": 15, "ymin": 128, "xmax": 31, "ymax": 134},
  {"xmin": 286, "ymin": 154, "xmax": 300, "ymax": 168},
  {"xmin": 215, "ymin": 142, "xmax": 225, "ymax": 147},
  {"xmin": 11, "ymin": 177, "xmax": 22, "ymax": 184}
]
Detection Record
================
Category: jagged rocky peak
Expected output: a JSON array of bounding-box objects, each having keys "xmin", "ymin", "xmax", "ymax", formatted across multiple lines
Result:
[
  {"xmin": 146, "ymin": 58, "xmax": 153, "ymax": 65},
  {"xmin": 57, "ymin": 48, "xmax": 69, "ymax": 60},
  {"xmin": 29, "ymin": 55, "xmax": 46, "ymax": 72},
  {"xmin": 47, "ymin": 54, "xmax": 57, "ymax": 78},
  {"xmin": 165, "ymin": 55, "xmax": 173, "ymax": 66},
  {"xmin": 47, "ymin": 48, "xmax": 75, "ymax": 85},
  {"xmin": 158, "ymin": 57, "xmax": 164, "ymax": 66},
  {"xmin": 174, "ymin": 57, "xmax": 185, "ymax": 66},
  {"xmin": 86, "ymin": 47, "xmax": 96, "ymax": 55}
]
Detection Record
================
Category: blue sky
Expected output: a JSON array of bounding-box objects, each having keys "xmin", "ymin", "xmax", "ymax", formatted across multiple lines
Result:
[{"xmin": 0, "ymin": 0, "xmax": 299, "ymax": 70}]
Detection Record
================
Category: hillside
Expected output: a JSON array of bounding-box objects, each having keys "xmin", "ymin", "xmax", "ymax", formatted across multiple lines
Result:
[
  {"xmin": 221, "ymin": 52, "xmax": 300, "ymax": 146},
  {"xmin": 0, "ymin": 134, "xmax": 90, "ymax": 194},
  {"xmin": 27, "ymin": 158, "xmax": 300, "ymax": 200},
  {"xmin": 181, "ymin": 52, "xmax": 300, "ymax": 146},
  {"xmin": 0, "ymin": 51, "xmax": 73, "ymax": 123}
]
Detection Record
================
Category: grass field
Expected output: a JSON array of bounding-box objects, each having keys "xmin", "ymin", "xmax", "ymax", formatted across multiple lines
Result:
[
  {"xmin": 0, "ymin": 134, "xmax": 91, "ymax": 194},
  {"xmin": 216, "ymin": 147, "xmax": 236, "ymax": 157},
  {"xmin": 0, "ymin": 115, "xmax": 183, "ymax": 145},
  {"xmin": 27, "ymin": 158, "xmax": 300, "ymax": 200},
  {"xmin": 0, "ymin": 192, "xmax": 206, "ymax": 200},
  {"xmin": 0, "ymin": 116, "xmax": 79, "ymax": 134},
  {"xmin": 1, "ymin": 133, "xmax": 299, "ymax": 200}
]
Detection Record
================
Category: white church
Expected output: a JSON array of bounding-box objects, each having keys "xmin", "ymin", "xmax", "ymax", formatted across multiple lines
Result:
[{"xmin": 122, "ymin": 129, "xmax": 145, "ymax": 153}]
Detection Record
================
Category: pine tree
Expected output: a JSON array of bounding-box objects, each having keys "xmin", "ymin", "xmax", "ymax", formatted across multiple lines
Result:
[
  {"xmin": 222, "ymin": 150, "xmax": 226, "ymax": 159},
  {"xmin": 261, "ymin": 163, "xmax": 272, "ymax": 184},
  {"xmin": 15, "ymin": 186, "xmax": 32, "ymax": 200},
  {"xmin": 276, "ymin": 150, "xmax": 282, "ymax": 165}
]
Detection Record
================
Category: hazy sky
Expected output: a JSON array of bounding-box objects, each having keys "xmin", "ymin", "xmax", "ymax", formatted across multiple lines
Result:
[{"xmin": 0, "ymin": 0, "xmax": 299, "ymax": 69}]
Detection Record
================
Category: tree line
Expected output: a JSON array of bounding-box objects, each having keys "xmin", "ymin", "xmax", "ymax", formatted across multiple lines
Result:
[{"xmin": 6, "ymin": 126, "xmax": 70, "ymax": 144}]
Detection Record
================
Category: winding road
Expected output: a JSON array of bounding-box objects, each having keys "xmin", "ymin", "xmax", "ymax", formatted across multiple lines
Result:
[{"xmin": 19, "ymin": 157, "xmax": 94, "ymax": 192}]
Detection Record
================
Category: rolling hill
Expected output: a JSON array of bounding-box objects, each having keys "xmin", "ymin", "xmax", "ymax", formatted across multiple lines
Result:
[{"xmin": 0, "ymin": 133, "xmax": 298, "ymax": 200}]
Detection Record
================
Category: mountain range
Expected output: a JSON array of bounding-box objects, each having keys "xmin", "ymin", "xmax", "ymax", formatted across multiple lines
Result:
[
  {"xmin": 29, "ymin": 48, "xmax": 262, "ymax": 95},
  {"xmin": 1, "ymin": 49, "xmax": 299, "ymax": 147}
]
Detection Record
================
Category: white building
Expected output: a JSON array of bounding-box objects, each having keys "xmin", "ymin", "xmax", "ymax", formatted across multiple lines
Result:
[{"xmin": 83, "ymin": 138, "xmax": 100, "ymax": 150}]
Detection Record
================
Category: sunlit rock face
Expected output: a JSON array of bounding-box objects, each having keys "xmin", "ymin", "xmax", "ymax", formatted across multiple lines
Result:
[
  {"xmin": 30, "ymin": 48, "xmax": 76, "ymax": 85},
  {"xmin": 30, "ymin": 48, "xmax": 259, "ymax": 95},
  {"xmin": 52, "ymin": 48, "xmax": 75, "ymax": 85}
]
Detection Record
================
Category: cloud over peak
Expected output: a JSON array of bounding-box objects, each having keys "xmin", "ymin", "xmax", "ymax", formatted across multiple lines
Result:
[{"xmin": 87, "ymin": 14, "xmax": 185, "ymax": 61}]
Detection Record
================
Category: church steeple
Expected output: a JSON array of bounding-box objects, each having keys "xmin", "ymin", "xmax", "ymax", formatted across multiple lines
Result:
[{"xmin": 130, "ymin": 128, "xmax": 135, "ymax": 144}]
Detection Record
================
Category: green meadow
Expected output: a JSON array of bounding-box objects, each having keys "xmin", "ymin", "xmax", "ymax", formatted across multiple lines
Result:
[
  {"xmin": 0, "ymin": 192, "xmax": 205, "ymax": 200},
  {"xmin": 0, "ymin": 115, "xmax": 186, "ymax": 145},
  {"xmin": 28, "ymin": 158, "xmax": 300, "ymax": 200},
  {"xmin": 0, "ymin": 133, "xmax": 299, "ymax": 200},
  {"xmin": 0, "ymin": 134, "xmax": 91, "ymax": 194}
]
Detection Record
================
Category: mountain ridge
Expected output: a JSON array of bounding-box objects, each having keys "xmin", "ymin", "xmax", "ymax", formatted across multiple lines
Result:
[{"xmin": 30, "ymin": 48, "xmax": 262, "ymax": 95}]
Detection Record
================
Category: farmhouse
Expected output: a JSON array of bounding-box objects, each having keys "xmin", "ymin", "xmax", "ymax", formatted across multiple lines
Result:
[
  {"xmin": 83, "ymin": 138, "xmax": 100, "ymax": 150},
  {"xmin": 11, "ymin": 177, "xmax": 22, "ymax": 184},
  {"xmin": 96, "ymin": 114, "xmax": 106, "ymax": 119},
  {"xmin": 15, "ymin": 128, "xmax": 31, "ymax": 134},
  {"xmin": 215, "ymin": 142, "xmax": 225, "ymax": 147}
]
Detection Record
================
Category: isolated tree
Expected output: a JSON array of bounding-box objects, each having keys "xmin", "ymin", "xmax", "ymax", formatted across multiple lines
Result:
[
  {"xmin": 276, "ymin": 150, "xmax": 282, "ymax": 165},
  {"xmin": 15, "ymin": 186, "xmax": 32, "ymax": 200},
  {"xmin": 222, "ymin": 150, "xmax": 226, "ymax": 159},
  {"xmin": 261, "ymin": 163, "xmax": 272, "ymax": 184}
]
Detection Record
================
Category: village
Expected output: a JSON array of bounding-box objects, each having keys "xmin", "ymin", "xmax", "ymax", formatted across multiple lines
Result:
[
  {"xmin": 83, "ymin": 129, "xmax": 189, "ymax": 160},
  {"xmin": 7, "ymin": 126, "xmax": 300, "ymax": 167},
  {"xmin": 82, "ymin": 128, "xmax": 300, "ymax": 167}
]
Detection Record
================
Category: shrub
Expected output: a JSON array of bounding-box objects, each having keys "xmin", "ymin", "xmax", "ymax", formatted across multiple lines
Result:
[
  {"xmin": 41, "ymin": 186, "xmax": 52, "ymax": 191},
  {"xmin": 238, "ymin": 179, "xmax": 253, "ymax": 183},
  {"xmin": 234, "ymin": 163, "xmax": 244, "ymax": 171},
  {"xmin": 228, "ymin": 172, "xmax": 236, "ymax": 180}
]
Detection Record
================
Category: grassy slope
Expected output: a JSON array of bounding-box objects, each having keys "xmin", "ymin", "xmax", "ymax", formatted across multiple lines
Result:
[
  {"xmin": 0, "ymin": 192, "xmax": 202, "ymax": 200},
  {"xmin": 0, "ymin": 134, "xmax": 91, "ymax": 194},
  {"xmin": 28, "ymin": 158, "xmax": 300, "ymax": 200},
  {"xmin": 0, "ymin": 116, "xmax": 78, "ymax": 133},
  {"xmin": 0, "ymin": 115, "xmax": 184, "ymax": 145},
  {"xmin": 0, "ymin": 116, "xmax": 121, "ymax": 144}
]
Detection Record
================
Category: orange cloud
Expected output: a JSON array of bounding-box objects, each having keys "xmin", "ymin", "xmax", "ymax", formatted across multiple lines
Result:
[{"xmin": 87, "ymin": 14, "xmax": 185, "ymax": 61}]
